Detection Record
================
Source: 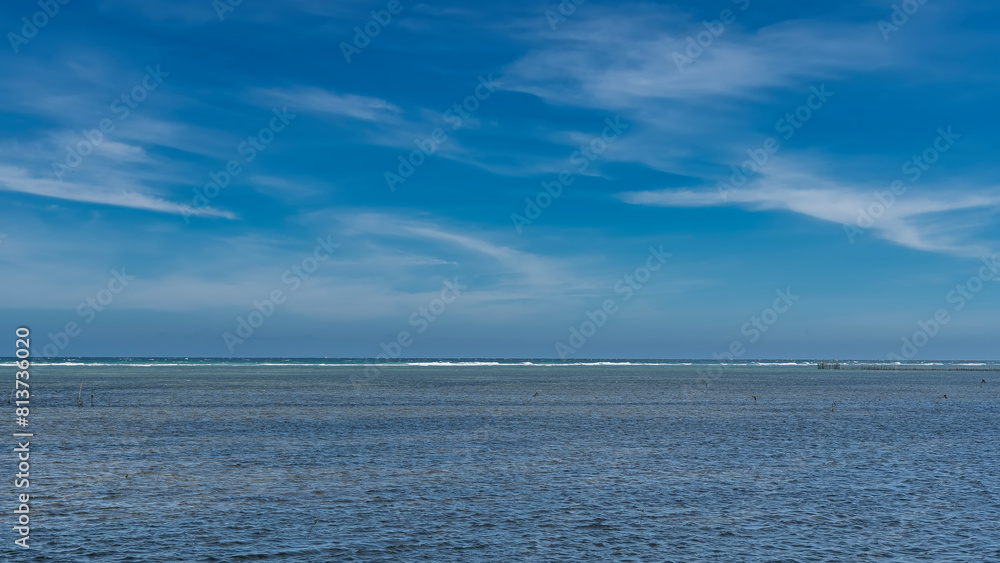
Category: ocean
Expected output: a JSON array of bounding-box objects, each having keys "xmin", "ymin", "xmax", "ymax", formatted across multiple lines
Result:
[{"xmin": 6, "ymin": 359, "xmax": 999, "ymax": 561}]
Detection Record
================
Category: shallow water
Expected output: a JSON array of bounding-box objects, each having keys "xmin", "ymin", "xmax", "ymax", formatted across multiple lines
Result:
[{"xmin": 10, "ymin": 363, "xmax": 1000, "ymax": 561}]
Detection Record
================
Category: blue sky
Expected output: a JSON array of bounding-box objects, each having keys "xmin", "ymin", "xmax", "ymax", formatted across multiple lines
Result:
[{"xmin": 2, "ymin": 0, "xmax": 1000, "ymax": 359}]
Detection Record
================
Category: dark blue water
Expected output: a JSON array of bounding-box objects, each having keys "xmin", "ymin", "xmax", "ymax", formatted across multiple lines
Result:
[{"xmin": 7, "ymin": 361, "xmax": 1000, "ymax": 561}]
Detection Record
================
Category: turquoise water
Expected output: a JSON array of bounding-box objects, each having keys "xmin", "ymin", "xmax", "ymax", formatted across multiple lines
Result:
[{"xmin": 8, "ymin": 361, "xmax": 1000, "ymax": 561}]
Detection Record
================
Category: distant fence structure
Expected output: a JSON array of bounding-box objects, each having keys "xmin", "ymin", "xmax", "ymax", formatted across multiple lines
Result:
[{"xmin": 817, "ymin": 362, "xmax": 1000, "ymax": 372}]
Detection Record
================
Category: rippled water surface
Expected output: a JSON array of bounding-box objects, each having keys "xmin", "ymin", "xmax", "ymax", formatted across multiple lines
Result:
[{"xmin": 13, "ymin": 364, "xmax": 1000, "ymax": 561}]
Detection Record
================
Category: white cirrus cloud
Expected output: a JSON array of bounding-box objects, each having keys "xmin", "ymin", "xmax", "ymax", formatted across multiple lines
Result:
[
  {"xmin": 0, "ymin": 165, "xmax": 233, "ymax": 218},
  {"xmin": 252, "ymin": 86, "xmax": 402, "ymax": 122},
  {"xmin": 619, "ymin": 165, "xmax": 1000, "ymax": 256},
  {"xmin": 503, "ymin": 11, "xmax": 893, "ymax": 108}
]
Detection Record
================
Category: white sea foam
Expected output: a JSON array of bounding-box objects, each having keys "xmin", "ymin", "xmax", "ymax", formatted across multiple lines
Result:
[
  {"xmin": 395, "ymin": 361, "xmax": 502, "ymax": 366},
  {"xmin": 6, "ymin": 359, "xmax": 969, "ymax": 369}
]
